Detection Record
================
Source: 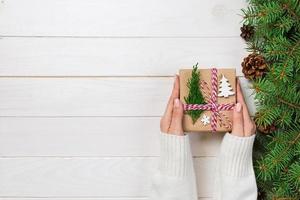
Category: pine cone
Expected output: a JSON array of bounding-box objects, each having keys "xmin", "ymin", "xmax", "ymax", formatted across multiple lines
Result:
[
  {"xmin": 241, "ymin": 53, "xmax": 267, "ymax": 79},
  {"xmin": 257, "ymin": 124, "xmax": 277, "ymax": 134},
  {"xmin": 240, "ymin": 24, "xmax": 254, "ymax": 41}
]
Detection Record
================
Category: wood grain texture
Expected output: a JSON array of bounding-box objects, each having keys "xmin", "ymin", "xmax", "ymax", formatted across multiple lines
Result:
[
  {"xmin": 0, "ymin": 117, "xmax": 224, "ymax": 157},
  {"xmin": 0, "ymin": 198, "xmax": 211, "ymax": 200},
  {"xmin": 0, "ymin": 0, "xmax": 254, "ymax": 199},
  {"xmin": 0, "ymin": 0, "xmax": 245, "ymax": 37},
  {"xmin": 0, "ymin": 77, "xmax": 255, "ymax": 117},
  {"xmin": 0, "ymin": 37, "xmax": 247, "ymax": 76},
  {"xmin": 0, "ymin": 157, "xmax": 215, "ymax": 198}
]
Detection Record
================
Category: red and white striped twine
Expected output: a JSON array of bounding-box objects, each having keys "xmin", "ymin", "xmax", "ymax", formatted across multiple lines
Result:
[{"xmin": 183, "ymin": 68, "xmax": 234, "ymax": 132}]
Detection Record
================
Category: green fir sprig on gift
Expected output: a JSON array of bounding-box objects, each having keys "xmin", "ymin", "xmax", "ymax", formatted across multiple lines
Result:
[
  {"xmin": 241, "ymin": 0, "xmax": 300, "ymax": 199},
  {"xmin": 184, "ymin": 63, "xmax": 206, "ymax": 124}
]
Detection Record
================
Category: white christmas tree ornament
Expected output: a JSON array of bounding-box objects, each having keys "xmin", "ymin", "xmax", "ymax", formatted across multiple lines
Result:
[
  {"xmin": 201, "ymin": 114, "xmax": 210, "ymax": 126},
  {"xmin": 218, "ymin": 75, "xmax": 235, "ymax": 98}
]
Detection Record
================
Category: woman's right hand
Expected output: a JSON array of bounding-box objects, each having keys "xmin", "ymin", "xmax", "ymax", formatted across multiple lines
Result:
[{"xmin": 231, "ymin": 80, "xmax": 256, "ymax": 137}]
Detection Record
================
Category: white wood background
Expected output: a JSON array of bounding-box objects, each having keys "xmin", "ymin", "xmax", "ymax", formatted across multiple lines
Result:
[{"xmin": 0, "ymin": 0, "xmax": 255, "ymax": 199}]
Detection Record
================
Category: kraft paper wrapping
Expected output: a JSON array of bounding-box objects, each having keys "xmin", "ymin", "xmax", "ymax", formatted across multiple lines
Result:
[{"xmin": 179, "ymin": 68, "xmax": 236, "ymax": 133}]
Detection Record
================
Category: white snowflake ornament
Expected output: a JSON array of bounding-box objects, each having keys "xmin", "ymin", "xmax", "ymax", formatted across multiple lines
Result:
[
  {"xmin": 201, "ymin": 114, "xmax": 210, "ymax": 126},
  {"xmin": 218, "ymin": 75, "xmax": 235, "ymax": 98}
]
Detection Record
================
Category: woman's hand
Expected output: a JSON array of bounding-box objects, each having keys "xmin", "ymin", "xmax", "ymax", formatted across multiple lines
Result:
[
  {"xmin": 160, "ymin": 75, "xmax": 185, "ymax": 136},
  {"xmin": 231, "ymin": 80, "xmax": 256, "ymax": 137},
  {"xmin": 160, "ymin": 75, "xmax": 256, "ymax": 137}
]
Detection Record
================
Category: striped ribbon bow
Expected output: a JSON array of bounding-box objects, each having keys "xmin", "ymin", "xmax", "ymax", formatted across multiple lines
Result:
[{"xmin": 183, "ymin": 68, "xmax": 235, "ymax": 132}]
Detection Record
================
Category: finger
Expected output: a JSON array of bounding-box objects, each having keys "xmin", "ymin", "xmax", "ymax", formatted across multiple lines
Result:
[
  {"xmin": 161, "ymin": 75, "xmax": 180, "ymax": 132},
  {"xmin": 163, "ymin": 75, "xmax": 180, "ymax": 118},
  {"xmin": 231, "ymin": 103, "xmax": 244, "ymax": 137},
  {"xmin": 160, "ymin": 117, "xmax": 169, "ymax": 133},
  {"xmin": 168, "ymin": 98, "xmax": 184, "ymax": 136},
  {"xmin": 244, "ymin": 119, "xmax": 256, "ymax": 137}
]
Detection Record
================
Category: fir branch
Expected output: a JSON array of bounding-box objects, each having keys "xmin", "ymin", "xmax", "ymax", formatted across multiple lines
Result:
[
  {"xmin": 241, "ymin": 0, "xmax": 300, "ymax": 198},
  {"xmin": 280, "ymin": 40, "xmax": 300, "ymax": 80},
  {"xmin": 278, "ymin": 96, "xmax": 300, "ymax": 109},
  {"xmin": 253, "ymin": 82, "xmax": 300, "ymax": 110},
  {"xmin": 256, "ymin": 130, "xmax": 300, "ymax": 180},
  {"xmin": 287, "ymin": 162, "xmax": 300, "ymax": 193},
  {"xmin": 184, "ymin": 64, "xmax": 206, "ymax": 124},
  {"xmin": 282, "ymin": 1, "xmax": 300, "ymax": 21}
]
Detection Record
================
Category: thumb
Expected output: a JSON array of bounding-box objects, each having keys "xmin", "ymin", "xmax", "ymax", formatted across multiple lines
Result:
[
  {"xmin": 231, "ymin": 103, "xmax": 244, "ymax": 137},
  {"xmin": 168, "ymin": 98, "xmax": 184, "ymax": 136}
]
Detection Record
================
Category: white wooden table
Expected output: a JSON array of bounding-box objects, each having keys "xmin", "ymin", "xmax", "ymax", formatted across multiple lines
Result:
[{"xmin": 0, "ymin": 0, "xmax": 255, "ymax": 199}]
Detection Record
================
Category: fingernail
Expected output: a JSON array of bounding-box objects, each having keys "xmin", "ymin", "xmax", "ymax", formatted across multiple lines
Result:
[
  {"xmin": 174, "ymin": 98, "xmax": 180, "ymax": 108},
  {"xmin": 235, "ymin": 103, "xmax": 242, "ymax": 112}
]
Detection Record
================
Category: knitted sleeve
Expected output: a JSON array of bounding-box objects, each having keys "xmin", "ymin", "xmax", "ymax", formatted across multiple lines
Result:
[
  {"xmin": 149, "ymin": 132, "xmax": 198, "ymax": 200},
  {"xmin": 149, "ymin": 132, "xmax": 257, "ymax": 200},
  {"xmin": 214, "ymin": 133, "xmax": 258, "ymax": 200}
]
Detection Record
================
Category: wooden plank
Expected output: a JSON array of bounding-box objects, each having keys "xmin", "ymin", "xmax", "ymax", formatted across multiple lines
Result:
[
  {"xmin": 0, "ymin": 199, "xmax": 149, "ymax": 200},
  {"xmin": 0, "ymin": 78, "xmax": 170, "ymax": 116},
  {"xmin": 0, "ymin": 0, "xmax": 246, "ymax": 37},
  {"xmin": 0, "ymin": 77, "xmax": 255, "ymax": 117},
  {"xmin": 0, "ymin": 157, "xmax": 215, "ymax": 197},
  {"xmin": 0, "ymin": 37, "xmax": 247, "ymax": 76},
  {"xmin": 0, "ymin": 117, "xmax": 223, "ymax": 157},
  {"xmin": 0, "ymin": 198, "xmax": 212, "ymax": 200}
]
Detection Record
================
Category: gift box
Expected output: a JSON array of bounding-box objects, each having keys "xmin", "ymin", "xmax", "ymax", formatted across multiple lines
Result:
[{"xmin": 179, "ymin": 66, "xmax": 236, "ymax": 133}]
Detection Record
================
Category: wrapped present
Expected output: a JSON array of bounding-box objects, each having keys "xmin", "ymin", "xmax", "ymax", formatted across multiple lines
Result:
[{"xmin": 179, "ymin": 65, "xmax": 236, "ymax": 133}]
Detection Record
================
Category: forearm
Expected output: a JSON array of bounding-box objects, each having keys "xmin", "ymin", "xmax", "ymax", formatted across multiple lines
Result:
[
  {"xmin": 215, "ymin": 133, "xmax": 257, "ymax": 200},
  {"xmin": 149, "ymin": 133, "xmax": 198, "ymax": 200}
]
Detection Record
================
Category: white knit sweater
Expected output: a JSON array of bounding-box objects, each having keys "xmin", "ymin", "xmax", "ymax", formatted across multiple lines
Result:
[{"xmin": 149, "ymin": 132, "xmax": 257, "ymax": 200}]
